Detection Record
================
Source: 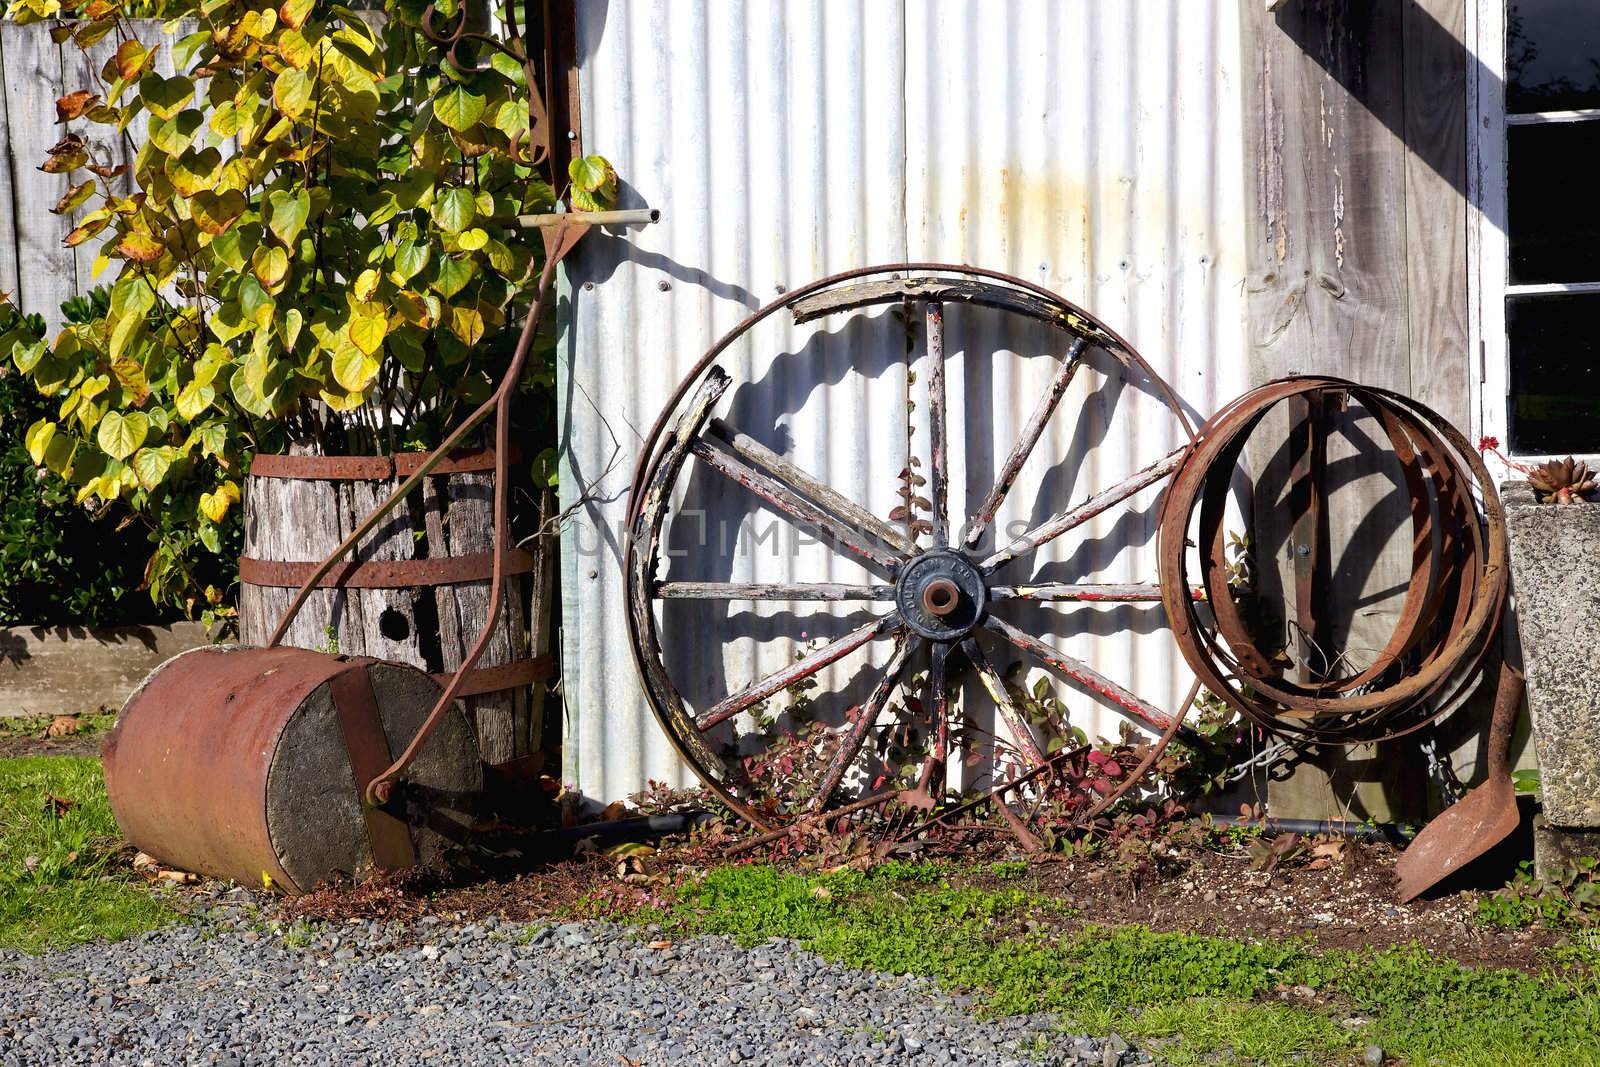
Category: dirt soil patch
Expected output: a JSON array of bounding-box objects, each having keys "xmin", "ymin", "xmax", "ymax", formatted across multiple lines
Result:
[{"xmin": 277, "ymin": 820, "xmax": 1566, "ymax": 973}]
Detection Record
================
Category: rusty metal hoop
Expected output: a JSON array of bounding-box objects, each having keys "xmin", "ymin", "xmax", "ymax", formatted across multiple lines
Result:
[
  {"xmin": 624, "ymin": 263, "xmax": 1201, "ymax": 830},
  {"xmin": 1156, "ymin": 377, "xmax": 1508, "ymax": 745}
]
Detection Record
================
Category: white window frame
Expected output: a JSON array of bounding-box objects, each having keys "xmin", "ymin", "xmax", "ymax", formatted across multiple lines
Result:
[{"xmin": 1470, "ymin": 0, "xmax": 1600, "ymax": 461}]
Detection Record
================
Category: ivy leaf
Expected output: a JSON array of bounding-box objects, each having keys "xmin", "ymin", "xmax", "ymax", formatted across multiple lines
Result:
[
  {"xmin": 348, "ymin": 307, "xmax": 387, "ymax": 356},
  {"xmin": 194, "ymin": 421, "xmax": 228, "ymax": 459},
  {"xmin": 568, "ymin": 154, "xmax": 617, "ymax": 201},
  {"xmin": 139, "ymin": 73, "xmax": 194, "ymax": 120},
  {"xmin": 109, "ymin": 38, "xmax": 149, "ymax": 82},
  {"xmin": 432, "ymin": 84, "xmax": 485, "ymax": 133},
  {"xmin": 449, "ymin": 305, "xmax": 484, "ymax": 346},
  {"xmin": 273, "ymin": 67, "xmax": 315, "ymax": 117},
  {"xmin": 111, "ymin": 275, "xmax": 157, "ymax": 319},
  {"xmin": 278, "ymin": 26, "xmax": 315, "ymax": 69},
  {"xmin": 54, "ymin": 89, "xmax": 99, "ymax": 123},
  {"xmin": 266, "ymin": 188, "xmax": 310, "ymax": 246},
  {"xmin": 318, "ymin": 386, "xmax": 367, "ymax": 411},
  {"xmin": 96, "ymin": 410, "xmax": 149, "ymax": 460},
  {"xmin": 24, "ymin": 419, "xmax": 55, "ymax": 466},
  {"xmin": 331, "ymin": 343, "xmax": 380, "ymax": 391},
  {"xmin": 111, "ymin": 354, "xmax": 150, "ymax": 406},
  {"xmin": 132, "ymin": 446, "xmax": 173, "ymax": 490},
  {"xmin": 278, "ymin": 0, "xmax": 313, "ymax": 30},
  {"xmin": 190, "ymin": 189, "xmax": 247, "ymax": 235},
  {"xmin": 174, "ymin": 379, "xmax": 216, "ymax": 420},
  {"xmin": 12, "ymin": 338, "xmax": 47, "ymax": 374},
  {"xmin": 252, "ymin": 244, "xmax": 289, "ymax": 289},
  {"xmin": 431, "ymin": 186, "xmax": 475, "ymax": 233},
  {"xmin": 117, "ymin": 232, "xmax": 165, "ymax": 262},
  {"xmin": 51, "ymin": 178, "xmax": 95, "ymax": 215},
  {"xmin": 391, "ymin": 241, "xmax": 429, "ymax": 281},
  {"xmin": 64, "ymin": 215, "xmax": 110, "ymax": 247},
  {"xmin": 150, "ymin": 109, "xmax": 204, "ymax": 155},
  {"xmin": 281, "ymin": 307, "xmax": 303, "ymax": 350},
  {"xmin": 198, "ymin": 487, "xmax": 234, "ymax": 523},
  {"xmin": 239, "ymin": 275, "xmax": 276, "ymax": 328},
  {"xmin": 432, "ymin": 254, "xmax": 473, "ymax": 298},
  {"xmin": 457, "ymin": 227, "xmax": 488, "ymax": 251},
  {"xmin": 167, "ymin": 146, "xmax": 222, "ymax": 197}
]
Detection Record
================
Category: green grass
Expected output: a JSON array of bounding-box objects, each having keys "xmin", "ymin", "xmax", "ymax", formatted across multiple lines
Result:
[
  {"xmin": 0, "ymin": 756, "xmax": 175, "ymax": 953},
  {"xmin": 0, "ymin": 710, "xmax": 117, "ymax": 738},
  {"xmin": 595, "ymin": 862, "xmax": 1600, "ymax": 1067}
]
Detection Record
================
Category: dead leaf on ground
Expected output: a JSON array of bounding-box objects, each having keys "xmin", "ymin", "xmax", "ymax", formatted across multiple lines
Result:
[
  {"xmin": 128, "ymin": 975, "xmax": 153, "ymax": 987},
  {"xmin": 132, "ymin": 852, "xmax": 158, "ymax": 871},
  {"xmin": 647, "ymin": 939, "xmax": 672, "ymax": 950},
  {"xmin": 157, "ymin": 869, "xmax": 198, "ymax": 884},
  {"xmin": 45, "ymin": 715, "xmax": 80, "ymax": 737},
  {"xmin": 43, "ymin": 794, "xmax": 76, "ymax": 816}
]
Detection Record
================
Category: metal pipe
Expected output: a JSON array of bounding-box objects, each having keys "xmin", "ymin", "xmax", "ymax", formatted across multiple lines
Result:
[
  {"xmin": 1206, "ymin": 813, "xmax": 1414, "ymax": 844},
  {"xmin": 517, "ymin": 208, "xmax": 660, "ymax": 228}
]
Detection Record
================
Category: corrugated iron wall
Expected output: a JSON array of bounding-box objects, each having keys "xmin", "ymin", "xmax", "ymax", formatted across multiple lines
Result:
[{"xmin": 559, "ymin": 0, "xmax": 1250, "ymax": 802}]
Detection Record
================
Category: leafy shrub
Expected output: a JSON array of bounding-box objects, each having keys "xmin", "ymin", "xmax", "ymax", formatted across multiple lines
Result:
[
  {"xmin": 0, "ymin": 304, "xmax": 191, "ymax": 626},
  {"xmin": 5, "ymin": 0, "xmax": 612, "ymax": 617}
]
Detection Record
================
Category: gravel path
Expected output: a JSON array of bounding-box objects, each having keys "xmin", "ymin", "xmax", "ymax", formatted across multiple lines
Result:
[{"xmin": 0, "ymin": 913, "xmax": 1146, "ymax": 1066}]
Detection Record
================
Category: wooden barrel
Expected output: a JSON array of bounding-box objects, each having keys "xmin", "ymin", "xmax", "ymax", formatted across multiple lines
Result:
[
  {"xmin": 104, "ymin": 645, "xmax": 481, "ymax": 894},
  {"xmin": 236, "ymin": 447, "xmax": 549, "ymax": 764}
]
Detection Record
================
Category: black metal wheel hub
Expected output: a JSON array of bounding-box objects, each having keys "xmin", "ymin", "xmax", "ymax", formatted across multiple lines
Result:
[{"xmin": 895, "ymin": 550, "xmax": 987, "ymax": 641}]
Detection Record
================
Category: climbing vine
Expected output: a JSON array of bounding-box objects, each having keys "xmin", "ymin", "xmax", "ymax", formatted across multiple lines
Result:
[{"xmin": 4, "ymin": 0, "xmax": 614, "ymax": 617}]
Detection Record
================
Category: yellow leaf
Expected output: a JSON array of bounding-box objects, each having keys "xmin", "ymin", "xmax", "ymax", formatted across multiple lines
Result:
[
  {"xmin": 330, "ymin": 343, "xmax": 379, "ymax": 391},
  {"xmin": 24, "ymin": 419, "xmax": 54, "ymax": 466},
  {"xmin": 449, "ymin": 305, "xmax": 484, "ymax": 347},
  {"xmin": 348, "ymin": 311, "xmax": 387, "ymax": 357},
  {"xmin": 117, "ymin": 232, "xmax": 164, "ymax": 262},
  {"xmin": 198, "ymin": 489, "xmax": 230, "ymax": 524},
  {"xmin": 252, "ymin": 244, "xmax": 289, "ymax": 289}
]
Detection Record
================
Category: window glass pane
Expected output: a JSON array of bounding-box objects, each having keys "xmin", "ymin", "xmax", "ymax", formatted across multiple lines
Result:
[
  {"xmin": 1508, "ymin": 122, "xmax": 1600, "ymax": 284},
  {"xmin": 1509, "ymin": 0, "xmax": 1600, "ymax": 112},
  {"xmin": 1509, "ymin": 294, "xmax": 1600, "ymax": 454}
]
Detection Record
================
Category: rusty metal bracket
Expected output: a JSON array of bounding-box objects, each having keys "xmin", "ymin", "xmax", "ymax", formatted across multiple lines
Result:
[
  {"xmin": 242, "ymin": 551, "xmax": 534, "ymax": 589},
  {"xmin": 329, "ymin": 664, "xmax": 417, "ymax": 871}
]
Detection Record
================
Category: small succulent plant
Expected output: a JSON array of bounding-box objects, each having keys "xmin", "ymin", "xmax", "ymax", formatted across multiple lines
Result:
[{"xmin": 1528, "ymin": 456, "xmax": 1598, "ymax": 505}]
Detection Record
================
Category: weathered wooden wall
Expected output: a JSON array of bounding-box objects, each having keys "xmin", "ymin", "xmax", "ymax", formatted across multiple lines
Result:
[
  {"xmin": 0, "ymin": 19, "xmax": 196, "ymax": 331},
  {"xmin": 1240, "ymin": 0, "xmax": 1526, "ymax": 822}
]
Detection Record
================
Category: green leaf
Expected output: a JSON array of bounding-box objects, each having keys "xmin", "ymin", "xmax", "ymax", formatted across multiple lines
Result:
[
  {"xmin": 331, "ymin": 342, "xmax": 379, "ymax": 391},
  {"xmin": 52, "ymin": 178, "xmax": 95, "ymax": 215},
  {"xmin": 282, "ymin": 307, "xmax": 303, "ymax": 350},
  {"xmin": 109, "ymin": 311, "xmax": 145, "ymax": 363},
  {"xmin": 167, "ymin": 146, "xmax": 222, "ymax": 196},
  {"xmin": 12, "ymin": 338, "xmax": 47, "ymax": 374},
  {"xmin": 266, "ymin": 188, "xmax": 310, "ymax": 247},
  {"xmin": 252, "ymin": 244, "xmax": 290, "ymax": 289},
  {"xmin": 24, "ymin": 419, "xmax": 55, "ymax": 465},
  {"xmin": 149, "ymin": 109, "xmax": 204, "ymax": 156},
  {"xmin": 432, "ymin": 83, "xmax": 485, "ymax": 132},
  {"xmin": 132, "ymin": 446, "xmax": 173, "ymax": 490},
  {"xmin": 175, "ymin": 379, "xmax": 216, "ymax": 420},
  {"xmin": 273, "ymin": 67, "xmax": 315, "ymax": 117},
  {"xmin": 193, "ymin": 421, "xmax": 227, "ymax": 458},
  {"xmin": 568, "ymin": 154, "xmax": 617, "ymax": 201},
  {"xmin": 239, "ymin": 274, "xmax": 277, "ymax": 328},
  {"xmin": 432, "ymin": 254, "xmax": 473, "ymax": 298},
  {"xmin": 190, "ymin": 189, "xmax": 247, "ymax": 236},
  {"xmin": 118, "ymin": 232, "xmax": 165, "ymax": 262},
  {"xmin": 110, "ymin": 276, "xmax": 156, "ymax": 321},
  {"xmin": 139, "ymin": 73, "xmax": 194, "ymax": 120},
  {"xmin": 96, "ymin": 410, "xmax": 149, "ymax": 460},
  {"xmin": 391, "ymin": 241, "xmax": 429, "ymax": 281},
  {"xmin": 348, "ymin": 308, "xmax": 387, "ymax": 356},
  {"xmin": 431, "ymin": 186, "xmax": 475, "ymax": 233}
]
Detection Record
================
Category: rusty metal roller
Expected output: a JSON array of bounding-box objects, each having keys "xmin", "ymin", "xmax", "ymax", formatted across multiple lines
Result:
[{"xmin": 103, "ymin": 646, "xmax": 481, "ymax": 893}]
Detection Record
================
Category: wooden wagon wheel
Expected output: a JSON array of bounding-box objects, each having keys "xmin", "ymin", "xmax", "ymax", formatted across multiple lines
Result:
[{"xmin": 625, "ymin": 264, "xmax": 1199, "ymax": 831}]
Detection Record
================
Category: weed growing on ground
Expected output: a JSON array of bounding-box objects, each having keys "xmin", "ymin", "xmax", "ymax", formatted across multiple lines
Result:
[
  {"xmin": 1478, "ymin": 858, "xmax": 1600, "ymax": 930},
  {"xmin": 622, "ymin": 861, "xmax": 1600, "ymax": 1067},
  {"xmin": 0, "ymin": 756, "xmax": 174, "ymax": 952}
]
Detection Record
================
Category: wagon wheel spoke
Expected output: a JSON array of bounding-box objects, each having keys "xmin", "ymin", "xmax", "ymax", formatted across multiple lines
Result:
[
  {"xmin": 695, "ymin": 616, "xmax": 899, "ymax": 731},
  {"xmin": 705, "ymin": 417, "xmax": 915, "ymax": 555},
  {"xmin": 980, "ymin": 444, "xmax": 1187, "ymax": 572},
  {"xmin": 657, "ymin": 581, "xmax": 896, "ymax": 601},
  {"xmin": 983, "ymin": 614, "xmax": 1181, "ymax": 736},
  {"xmin": 923, "ymin": 640, "xmax": 952, "ymax": 790},
  {"xmin": 925, "ymin": 302, "xmax": 951, "ymax": 548},
  {"xmin": 960, "ymin": 337, "xmax": 1088, "ymax": 551},
  {"xmin": 989, "ymin": 582, "xmax": 1203, "ymax": 603},
  {"xmin": 959, "ymin": 636, "xmax": 1047, "ymax": 769},
  {"xmin": 813, "ymin": 632, "xmax": 919, "ymax": 808}
]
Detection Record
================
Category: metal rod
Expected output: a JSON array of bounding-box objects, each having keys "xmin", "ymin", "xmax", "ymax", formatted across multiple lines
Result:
[
  {"xmin": 696, "ymin": 616, "xmax": 898, "ymax": 731},
  {"xmin": 516, "ymin": 208, "xmax": 660, "ymax": 228},
  {"xmin": 656, "ymin": 581, "xmax": 895, "ymax": 601},
  {"xmin": 962, "ymin": 337, "xmax": 1087, "ymax": 551},
  {"xmin": 812, "ymin": 634, "xmax": 917, "ymax": 807},
  {"xmin": 961, "ymin": 636, "xmax": 1046, "ymax": 768},
  {"xmin": 691, "ymin": 436, "xmax": 903, "ymax": 570},
  {"xmin": 983, "ymin": 613, "xmax": 1187, "ymax": 737},
  {"xmin": 981, "ymin": 445, "xmax": 1186, "ymax": 572},
  {"xmin": 707, "ymin": 417, "xmax": 915, "ymax": 555},
  {"xmin": 925, "ymin": 302, "xmax": 950, "ymax": 549},
  {"xmin": 990, "ymin": 582, "xmax": 1202, "ymax": 603}
]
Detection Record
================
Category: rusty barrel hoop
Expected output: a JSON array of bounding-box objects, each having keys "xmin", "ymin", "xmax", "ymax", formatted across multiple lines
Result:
[
  {"xmin": 239, "ymin": 445, "xmax": 549, "ymax": 702},
  {"xmin": 1156, "ymin": 376, "xmax": 1508, "ymax": 744}
]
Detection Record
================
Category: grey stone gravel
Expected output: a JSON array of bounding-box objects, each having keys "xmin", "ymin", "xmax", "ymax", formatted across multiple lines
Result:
[{"xmin": 0, "ymin": 913, "xmax": 1147, "ymax": 1066}]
